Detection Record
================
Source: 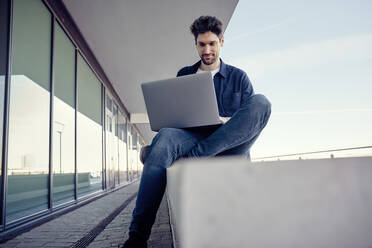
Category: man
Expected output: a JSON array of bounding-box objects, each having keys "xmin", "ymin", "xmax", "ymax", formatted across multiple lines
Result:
[{"xmin": 120, "ymin": 16, "xmax": 271, "ymax": 248}]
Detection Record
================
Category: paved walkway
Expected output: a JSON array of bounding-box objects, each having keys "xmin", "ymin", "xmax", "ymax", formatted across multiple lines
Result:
[{"xmin": 0, "ymin": 181, "xmax": 173, "ymax": 248}]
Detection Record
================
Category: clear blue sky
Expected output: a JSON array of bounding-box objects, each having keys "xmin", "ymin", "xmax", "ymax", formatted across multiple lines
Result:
[{"xmin": 222, "ymin": 0, "xmax": 372, "ymax": 158}]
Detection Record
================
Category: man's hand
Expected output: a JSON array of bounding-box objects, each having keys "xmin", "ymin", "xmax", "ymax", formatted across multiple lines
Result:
[{"xmin": 219, "ymin": 116, "xmax": 231, "ymax": 124}]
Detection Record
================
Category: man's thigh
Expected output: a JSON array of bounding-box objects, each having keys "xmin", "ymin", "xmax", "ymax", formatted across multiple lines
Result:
[
  {"xmin": 151, "ymin": 127, "xmax": 213, "ymax": 154},
  {"xmin": 154, "ymin": 127, "xmax": 211, "ymax": 143}
]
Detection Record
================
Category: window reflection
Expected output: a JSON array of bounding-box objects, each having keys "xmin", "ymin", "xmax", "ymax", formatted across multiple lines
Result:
[
  {"xmin": 105, "ymin": 93, "xmax": 118, "ymax": 189},
  {"xmin": 138, "ymin": 139, "xmax": 144, "ymax": 172},
  {"xmin": 118, "ymin": 111, "xmax": 128, "ymax": 184},
  {"xmin": 77, "ymin": 54, "xmax": 103, "ymax": 197},
  {"xmin": 132, "ymin": 129, "xmax": 139, "ymax": 178},
  {"xmin": 77, "ymin": 112, "xmax": 102, "ymax": 196},
  {"xmin": 127, "ymin": 126, "xmax": 133, "ymax": 181},
  {"xmin": 52, "ymin": 22, "xmax": 75, "ymax": 206},
  {"xmin": 0, "ymin": 0, "xmax": 9, "ymax": 183},
  {"xmin": 7, "ymin": 75, "xmax": 50, "ymax": 222},
  {"xmin": 127, "ymin": 125, "xmax": 139, "ymax": 181},
  {"xmin": 0, "ymin": 77, "xmax": 4, "ymax": 176},
  {"xmin": 113, "ymin": 104, "xmax": 119, "ymax": 186},
  {"xmin": 7, "ymin": 0, "xmax": 51, "ymax": 223}
]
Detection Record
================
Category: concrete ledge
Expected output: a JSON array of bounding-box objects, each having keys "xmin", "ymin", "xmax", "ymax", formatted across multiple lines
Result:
[{"xmin": 167, "ymin": 156, "xmax": 372, "ymax": 248}]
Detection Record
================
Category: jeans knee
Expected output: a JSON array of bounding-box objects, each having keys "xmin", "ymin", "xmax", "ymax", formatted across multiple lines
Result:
[
  {"xmin": 249, "ymin": 94, "xmax": 271, "ymax": 115},
  {"xmin": 158, "ymin": 128, "xmax": 177, "ymax": 138},
  {"xmin": 155, "ymin": 128, "xmax": 180, "ymax": 146},
  {"xmin": 147, "ymin": 128, "xmax": 179, "ymax": 166}
]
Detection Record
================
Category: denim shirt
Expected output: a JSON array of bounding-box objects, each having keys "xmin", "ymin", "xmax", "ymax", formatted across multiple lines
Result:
[{"xmin": 177, "ymin": 59, "xmax": 254, "ymax": 117}]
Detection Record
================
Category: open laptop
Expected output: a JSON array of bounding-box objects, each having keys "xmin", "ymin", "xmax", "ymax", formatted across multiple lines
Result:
[{"xmin": 141, "ymin": 72, "xmax": 221, "ymax": 132}]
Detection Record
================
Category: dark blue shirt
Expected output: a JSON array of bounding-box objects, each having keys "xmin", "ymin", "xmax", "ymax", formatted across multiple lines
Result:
[{"xmin": 177, "ymin": 59, "xmax": 254, "ymax": 117}]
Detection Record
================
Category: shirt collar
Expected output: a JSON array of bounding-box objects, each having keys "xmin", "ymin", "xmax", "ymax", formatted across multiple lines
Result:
[
  {"xmin": 191, "ymin": 58, "xmax": 227, "ymax": 78},
  {"xmin": 218, "ymin": 59, "xmax": 227, "ymax": 78}
]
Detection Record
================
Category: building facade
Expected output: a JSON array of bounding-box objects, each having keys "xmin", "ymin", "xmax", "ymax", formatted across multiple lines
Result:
[{"xmin": 0, "ymin": 0, "xmax": 145, "ymax": 237}]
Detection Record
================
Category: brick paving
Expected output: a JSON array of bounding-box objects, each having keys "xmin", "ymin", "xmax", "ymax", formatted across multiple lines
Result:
[
  {"xmin": 0, "ymin": 181, "xmax": 173, "ymax": 248},
  {"xmin": 89, "ymin": 193, "xmax": 173, "ymax": 248}
]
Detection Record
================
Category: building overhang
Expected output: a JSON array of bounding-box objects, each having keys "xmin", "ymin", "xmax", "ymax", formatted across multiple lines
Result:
[{"xmin": 61, "ymin": 0, "xmax": 239, "ymax": 143}]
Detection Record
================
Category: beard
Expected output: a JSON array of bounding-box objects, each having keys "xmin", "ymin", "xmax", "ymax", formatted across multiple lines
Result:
[{"xmin": 201, "ymin": 54, "xmax": 217, "ymax": 65}]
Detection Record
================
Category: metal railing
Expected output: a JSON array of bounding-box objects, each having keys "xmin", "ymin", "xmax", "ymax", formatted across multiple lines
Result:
[{"xmin": 252, "ymin": 145, "xmax": 372, "ymax": 162}]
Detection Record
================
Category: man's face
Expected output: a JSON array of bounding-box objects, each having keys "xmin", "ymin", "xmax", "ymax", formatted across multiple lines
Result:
[{"xmin": 196, "ymin": 31, "xmax": 224, "ymax": 66}]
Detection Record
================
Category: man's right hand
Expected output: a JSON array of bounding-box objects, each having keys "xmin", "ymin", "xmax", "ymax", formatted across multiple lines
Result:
[{"xmin": 219, "ymin": 116, "xmax": 231, "ymax": 124}]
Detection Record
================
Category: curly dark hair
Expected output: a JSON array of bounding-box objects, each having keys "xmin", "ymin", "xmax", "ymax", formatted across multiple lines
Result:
[{"xmin": 190, "ymin": 16, "xmax": 223, "ymax": 42}]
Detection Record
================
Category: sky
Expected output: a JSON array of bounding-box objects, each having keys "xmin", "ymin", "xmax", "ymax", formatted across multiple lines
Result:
[{"xmin": 222, "ymin": 0, "xmax": 372, "ymax": 158}]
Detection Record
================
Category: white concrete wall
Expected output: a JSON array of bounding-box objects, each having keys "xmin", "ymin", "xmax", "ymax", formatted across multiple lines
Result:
[{"xmin": 167, "ymin": 156, "xmax": 372, "ymax": 248}]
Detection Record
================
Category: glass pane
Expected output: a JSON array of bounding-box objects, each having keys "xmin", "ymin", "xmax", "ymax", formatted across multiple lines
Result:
[
  {"xmin": 127, "ymin": 125, "xmax": 132, "ymax": 181},
  {"xmin": 7, "ymin": 0, "xmax": 51, "ymax": 223},
  {"xmin": 105, "ymin": 93, "xmax": 118, "ymax": 189},
  {"xmin": 77, "ymin": 54, "xmax": 102, "ymax": 197},
  {"xmin": 77, "ymin": 55, "xmax": 101, "ymax": 125},
  {"xmin": 127, "ymin": 125, "xmax": 138, "ymax": 181},
  {"xmin": 113, "ymin": 103, "xmax": 119, "ymax": 186},
  {"xmin": 138, "ymin": 139, "xmax": 143, "ymax": 172},
  {"xmin": 118, "ymin": 111, "xmax": 128, "ymax": 184},
  {"xmin": 137, "ymin": 142, "xmax": 142, "ymax": 174},
  {"xmin": 52, "ymin": 22, "xmax": 75, "ymax": 206},
  {"xmin": 0, "ymin": 0, "xmax": 9, "ymax": 188},
  {"xmin": 131, "ymin": 128, "xmax": 139, "ymax": 178}
]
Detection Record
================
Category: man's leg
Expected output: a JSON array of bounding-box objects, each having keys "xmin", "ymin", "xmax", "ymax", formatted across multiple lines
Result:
[
  {"xmin": 215, "ymin": 134, "xmax": 258, "ymax": 160},
  {"xmin": 187, "ymin": 94, "xmax": 271, "ymax": 158},
  {"xmin": 128, "ymin": 128, "xmax": 211, "ymax": 241}
]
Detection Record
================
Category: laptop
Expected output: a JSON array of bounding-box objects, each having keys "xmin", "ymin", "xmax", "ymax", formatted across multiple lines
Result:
[{"xmin": 141, "ymin": 72, "xmax": 221, "ymax": 132}]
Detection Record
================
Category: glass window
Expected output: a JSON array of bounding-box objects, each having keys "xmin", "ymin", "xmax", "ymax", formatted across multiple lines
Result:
[
  {"xmin": 77, "ymin": 53, "xmax": 102, "ymax": 197},
  {"xmin": 113, "ymin": 103, "xmax": 119, "ymax": 186},
  {"xmin": 138, "ymin": 139, "xmax": 144, "ymax": 172},
  {"xmin": 137, "ymin": 141, "xmax": 142, "ymax": 173},
  {"xmin": 52, "ymin": 22, "xmax": 75, "ymax": 206},
  {"xmin": 0, "ymin": 0, "xmax": 9, "ymax": 200},
  {"xmin": 105, "ymin": 92, "xmax": 118, "ymax": 189},
  {"xmin": 127, "ymin": 125, "xmax": 139, "ymax": 181},
  {"xmin": 7, "ymin": 0, "xmax": 51, "ymax": 223},
  {"xmin": 127, "ymin": 125, "xmax": 133, "ymax": 181},
  {"xmin": 113, "ymin": 104, "xmax": 119, "ymax": 185},
  {"xmin": 118, "ymin": 111, "xmax": 128, "ymax": 184},
  {"xmin": 132, "ymin": 129, "xmax": 139, "ymax": 178}
]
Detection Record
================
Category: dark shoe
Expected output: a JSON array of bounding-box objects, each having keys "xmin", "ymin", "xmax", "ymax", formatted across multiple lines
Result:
[
  {"xmin": 140, "ymin": 145, "xmax": 149, "ymax": 164},
  {"xmin": 118, "ymin": 232, "xmax": 147, "ymax": 248}
]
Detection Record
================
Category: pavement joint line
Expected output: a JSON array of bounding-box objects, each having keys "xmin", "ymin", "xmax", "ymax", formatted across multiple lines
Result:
[{"xmin": 70, "ymin": 191, "xmax": 137, "ymax": 248}]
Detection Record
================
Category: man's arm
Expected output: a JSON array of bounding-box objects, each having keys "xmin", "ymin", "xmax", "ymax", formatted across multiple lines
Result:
[
  {"xmin": 240, "ymin": 72, "xmax": 254, "ymax": 107},
  {"xmin": 176, "ymin": 67, "xmax": 189, "ymax": 77},
  {"xmin": 220, "ymin": 71, "xmax": 254, "ymax": 124},
  {"xmin": 219, "ymin": 71, "xmax": 254, "ymax": 124}
]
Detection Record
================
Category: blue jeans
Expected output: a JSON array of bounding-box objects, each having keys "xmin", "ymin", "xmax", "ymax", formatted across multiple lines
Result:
[{"xmin": 129, "ymin": 94, "xmax": 271, "ymax": 240}]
